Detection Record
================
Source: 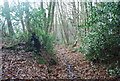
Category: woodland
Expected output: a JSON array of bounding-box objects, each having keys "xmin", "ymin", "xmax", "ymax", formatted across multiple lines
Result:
[{"xmin": 0, "ymin": 0, "xmax": 120, "ymax": 80}]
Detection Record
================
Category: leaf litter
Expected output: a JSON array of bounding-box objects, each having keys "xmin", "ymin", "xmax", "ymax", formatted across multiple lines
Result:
[{"xmin": 2, "ymin": 43, "xmax": 116, "ymax": 79}]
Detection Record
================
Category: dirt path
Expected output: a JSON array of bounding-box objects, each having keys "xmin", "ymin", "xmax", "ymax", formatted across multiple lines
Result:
[
  {"xmin": 55, "ymin": 44, "xmax": 115, "ymax": 79},
  {"xmin": 2, "ymin": 43, "xmax": 116, "ymax": 79},
  {"xmin": 55, "ymin": 45, "xmax": 79, "ymax": 78}
]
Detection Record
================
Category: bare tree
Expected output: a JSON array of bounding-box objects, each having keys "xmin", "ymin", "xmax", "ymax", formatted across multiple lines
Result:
[
  {"xmin": 49, "ymin": 2, "xmax": 56, "ymax": 32},
  {"xmin": 24, "ymin": 1, "xmax": 32, "ymax": 33},
  {"xmin": 17, "ymin": 0, "xmax": 26, "ymax": 33},
  {"xmin": 4, "ymin": 0, "xmax": 15, "ymax": 36}
]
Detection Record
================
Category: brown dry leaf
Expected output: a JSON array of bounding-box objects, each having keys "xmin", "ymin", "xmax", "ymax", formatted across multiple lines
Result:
[
  {"xmin": 4, "ymin": 75, "xmax": 10, "ymax": 78},
  {"xmin": 2, "ymin": 44, "xmax": 116, "ymax": 79}
]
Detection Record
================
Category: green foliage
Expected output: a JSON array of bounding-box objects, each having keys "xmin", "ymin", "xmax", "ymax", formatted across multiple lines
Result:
[
  {"xmin": 5, "ymin": 6, "xmax": 54, "ymax": 54},
  {"xmin": 78, "ymin": 2, "xmax": 120, "ymax": 76},
  {"xmin": 33, "ymin": 54, "xmax": 48, "ymax": 65},
  {"xmin": 30, "ymin": 8, "xmax": 55, "ymax": 54},
  {"xmin": 40, "ymin": 31, "xmax": 54, "ymax": 54},
  {"xmin": 3, "ymin": 44, "xmax": 16, "ymax": 50},
  {"xmin": 1, "ymin": 1, "xmax": 56, "ymax": 65}
]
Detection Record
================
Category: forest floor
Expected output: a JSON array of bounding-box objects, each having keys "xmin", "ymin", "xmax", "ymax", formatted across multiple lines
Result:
[{"xmin": 1, "ymin": 43, "xmax": 117, "ymax": 80}]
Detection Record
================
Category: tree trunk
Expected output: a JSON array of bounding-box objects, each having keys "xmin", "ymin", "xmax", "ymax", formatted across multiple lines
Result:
[
  {"xmin": 46, "ymin": 1, "xmax": 52, "ymax": 32},
  {"xmin": 40, "ymin": 0, "xmax": 47, "ymax": 30},
  {"xmin": 21, "ymin": 19, "xmax": 25, "ymax": 33},
  {"xmin": 84, "ymin": 2, "xmax": 88, "ymax": 36},
  {"xmin": 18, "ymin": 0, "xmax": 26, "ymax": 33},
  {"xmin": 49, "ymin": 2, "xmax": 56, "ymax": 32},
  {"xmin": 24, "ymin": 2, "xmax": 32, "ymax": 33},
  {"xmin": 4, "ymin": 0, "xmax": 15, "ymax": 36}
]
